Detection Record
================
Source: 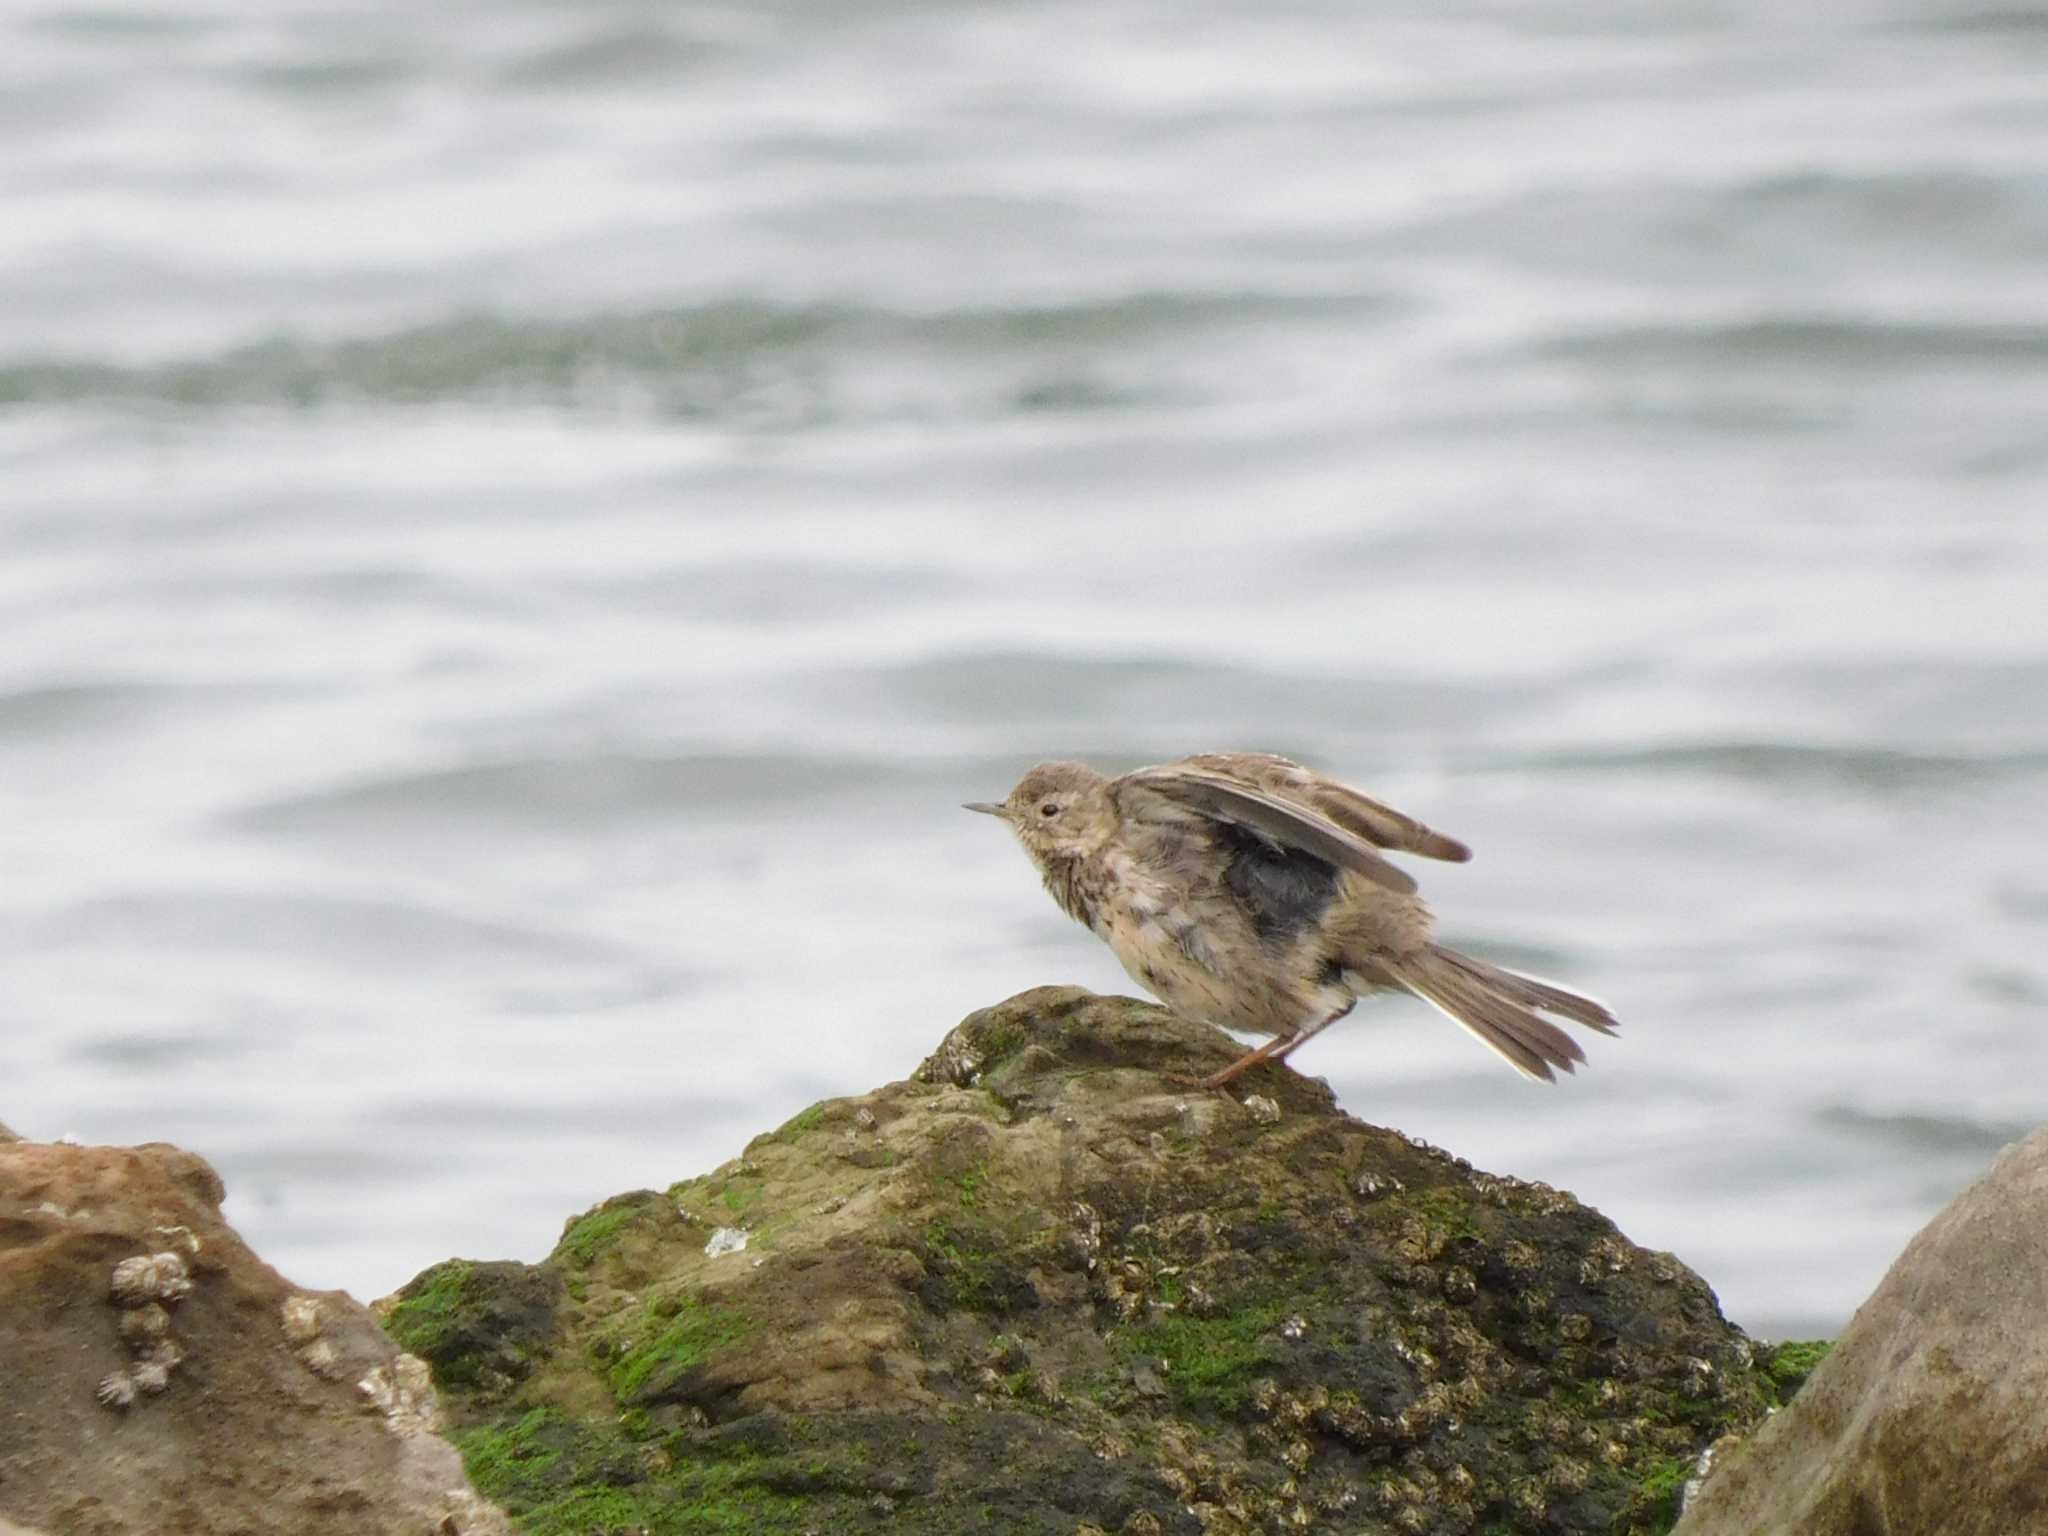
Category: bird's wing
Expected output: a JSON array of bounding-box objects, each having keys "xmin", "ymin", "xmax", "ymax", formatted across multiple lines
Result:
[
  {"xmin": 1177, "ymin": 753, "xmax": 1471, "ymax": 863},
  {"xmin": 1116, "ymin": 757, "xmax": 1449, "ymax": 895}
]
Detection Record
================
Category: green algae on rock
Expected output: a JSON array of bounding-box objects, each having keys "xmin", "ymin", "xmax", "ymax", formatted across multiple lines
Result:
[
  {"xmin": 389, "ymin": 987, "xmax": 1786, "ymax": 1535},
  {"xmin": 1758, "ymin": 1338, "xmax": 1832, "ymax": 1404},
  {"xmin": 382, "ymin": 1258, "xmax": 565, "ymax": 1399}
]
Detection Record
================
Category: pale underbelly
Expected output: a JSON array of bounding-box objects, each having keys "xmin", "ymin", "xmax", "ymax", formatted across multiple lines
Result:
[{"xmin": 1098, "ymin": 912, "xmax": 1351, "ymax": 1038}]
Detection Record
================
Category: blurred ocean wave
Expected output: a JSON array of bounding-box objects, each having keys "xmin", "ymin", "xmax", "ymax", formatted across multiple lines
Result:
[
  {"xmin": 0, "ymin": 291, "xmax": 1391, "ymax": 425},
  {"xmin": 1530, "ymin": 315, "xmax": 2048, "ymax": 371},
  {"xmin": 1502, "ymin": 741, "xmax": 2048, "ymax": 790}
]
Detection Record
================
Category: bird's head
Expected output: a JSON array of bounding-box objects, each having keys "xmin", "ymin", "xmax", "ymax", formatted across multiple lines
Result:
[{"xmin": 965, "ymin": 759, "xmax": 1118, "ymax": 866}]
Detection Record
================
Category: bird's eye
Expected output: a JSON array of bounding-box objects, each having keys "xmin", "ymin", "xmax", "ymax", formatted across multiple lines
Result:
[{"xmin": 1039, "ymin": 802, "xmax": 1059, "ymax": 818}]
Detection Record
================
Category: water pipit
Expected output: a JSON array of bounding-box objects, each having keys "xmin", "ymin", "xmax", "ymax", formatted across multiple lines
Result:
[{"xmin": 967, "ymin": 753, "xmax": 1616, "ymax": 1090}]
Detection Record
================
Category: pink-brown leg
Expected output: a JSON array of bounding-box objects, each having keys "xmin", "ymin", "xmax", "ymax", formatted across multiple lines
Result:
[
  {"xmin": 1269, "ymin": 1001, "xmax": 1354, "ymax": 1065},
  {"xmin": 1171, "ymin": 1002, "xmax": 1355, "ymax": 1092},
  {"xmin": 1167, "ymin": 1031, "xmax": 1301, "ymax": 1092}
]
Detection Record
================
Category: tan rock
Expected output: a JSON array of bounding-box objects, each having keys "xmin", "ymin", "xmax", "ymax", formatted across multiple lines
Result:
[
  {"xmin": 1677, "ymin": 1124, "xmax": 2048, "ymax": 1536},
  {"xmin": 0, "ymin": 1137, "xmax": 508, "ymax": 1536}
]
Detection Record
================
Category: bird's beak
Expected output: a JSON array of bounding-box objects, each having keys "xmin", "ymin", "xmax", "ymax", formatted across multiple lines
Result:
[{"xmin": 962, "ymin": 801, "xmax": 1006, "ymax": 818}]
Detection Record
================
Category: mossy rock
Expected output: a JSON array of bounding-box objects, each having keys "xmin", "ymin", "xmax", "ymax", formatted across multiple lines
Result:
[
  {"xmin": 1762, "ymin": 1338, "xmax": 1833, "ymax": 1403},
  {"xmin": 382, "ymin": 1257, "xmax": 564, "ymax": 1398},
  {"xmin": 391, "ymin": 987, "xmax": 1789, "ymax": 1535}
]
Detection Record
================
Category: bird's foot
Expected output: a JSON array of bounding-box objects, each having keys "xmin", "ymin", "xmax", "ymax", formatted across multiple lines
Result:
[{"xmin": 1163, "ymin": 1069, "xmax": 1244, "ymax": 1095}]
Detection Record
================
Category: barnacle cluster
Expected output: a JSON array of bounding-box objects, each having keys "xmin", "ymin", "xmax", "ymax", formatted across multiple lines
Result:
[
  {"xmin": 358, "ymin": 1352, "xmax": 440, "ymax": 1436},
  {"xmin": 109, "ymin": 1251, "xmax": 193, "ymax": 1305},
  {"xmin": 282, "ymin": 1293, "xmax": 344, "ymax": 1379},
  {"xmin": 968, "ymin": 1333, "xmax": 1062, "ymax": 1407},
  {"xmin": 1353, "ymin": 1172, "xmax": 1403, "ymax": 1203},
  {"xmin": 98, "ymin": 1251, "xmax": 193, "ymax": 1410}
]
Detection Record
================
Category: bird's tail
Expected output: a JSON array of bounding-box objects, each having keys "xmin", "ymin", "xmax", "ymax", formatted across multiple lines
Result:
[{"xmin": 1382, "ymin": 944, "xmax": 1619, "ymax": 1082}]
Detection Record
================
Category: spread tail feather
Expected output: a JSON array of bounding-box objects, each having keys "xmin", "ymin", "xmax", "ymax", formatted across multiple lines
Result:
[{"xmin": 1384, "ymin": 944, "xmax": 1618, "ymax": 1082}]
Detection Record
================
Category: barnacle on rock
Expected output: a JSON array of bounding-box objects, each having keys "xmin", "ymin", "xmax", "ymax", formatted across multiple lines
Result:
[
  {"xmin": 1352, "ymin": 1170, "xmax": 1402, "ymax": 1200},
  {"xmin": 118, "ymin": 1302, "xmax": 171, "ymax": 1348},
  {"xmin": 1548, "ymin": 1454, "xmax": 1593, "ymax": 1494},
  {"xmin": 1517, "ymin": 1284, "xmax": 1555, "ymax": 1320},
  {"xmin": 1241, "ymin": 1095, "xmax": 1281, "ymax": 1125},
  {"xmin": 1181, "ymin": 1280, "xmax": 1219, "ymax": 1317},
  {"xmin": 1682, "ymin": 1355, "xmax": 1718, "ymax": 1398},
  {"xmin": 97, "ymin": 1371, "xmax": 136, "ymax": 1410},
  {"xmin": 150, "ymin": 1223, "xmax": 202, "ymax": 1256},
  {"xmin": 109, "ymin": 1256, "xmax": 161, "ymax": 1304},
  {"xmin": 151, "ymin": 1252, "xmax": 193, "ymax": 1301},
  {"xmin": 358, "ymin": 1353, "xmax": 441, "ymax": 1434},
  {"xmin": 396, "ymin": 1352, "xmax": 434, "ymax": 1397},
  {"xmin": 300, "ymin": 1339, "xmax": 342, "ymax": 1379},
  {"xmin": 1068, "ymin": 1201, "xmax": 1104, "ymax": 1271},
  {"xmin": 1091, "ymin": 1430, "xmax": 1132, "ymax": 1462},
  {"xmin": 281, "ymin": 1294, "xmax": 323, "ymax": 1344},
  {"xmin": 132, "ymin": 1342, "xmax": 181, "ymax": 1395},
  {"xmin": 980, "ymin": 1333, "xmax": 1030, "ymax": 1373},
  {"xmin": 110, "ymin": 1251, "xmax": 192, "ymax": 1305},
  {"xmin": 1501, "ymin": 1238, "xmax": 1543, "ymax": 1271},
  {"xmin": 1394, "ymin": 1216, "xmax": 1449, "ymax": 1264}
]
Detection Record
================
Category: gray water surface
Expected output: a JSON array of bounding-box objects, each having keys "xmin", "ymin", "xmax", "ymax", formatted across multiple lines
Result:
[{"xmin": 5, "ymin": 0, "xmax": 2046, "ymax": 1337}]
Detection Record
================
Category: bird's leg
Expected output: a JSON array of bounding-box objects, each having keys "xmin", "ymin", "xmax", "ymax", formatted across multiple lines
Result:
[
  {"xmin": 1172, "ymin": 1002, "xmax": 1356, "ymax": 1093},
  {"xmin": 1169, "ymin": 1032, "xmax": 1300, "ymax": 1092},
  {"xmin": 1268, "ymin": 1000, "xmax": 1355, "ymax": 1065}
]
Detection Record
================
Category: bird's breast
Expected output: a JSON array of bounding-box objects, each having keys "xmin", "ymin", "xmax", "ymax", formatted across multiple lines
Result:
[{"xmin": 1101, "ymin": 900, "xmax": 1229, "ymax": 1017}]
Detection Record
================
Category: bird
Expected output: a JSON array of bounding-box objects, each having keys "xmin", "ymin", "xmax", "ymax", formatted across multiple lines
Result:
[{"xmin": 966, "ymin": 752, "xmax": 1616, "ymax": 1090}]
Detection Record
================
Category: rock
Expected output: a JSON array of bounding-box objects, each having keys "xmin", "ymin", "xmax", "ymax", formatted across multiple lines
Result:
[
  {"xmin": 1676, "ymin": 1124, "xmax": 2048, "ymax": 1536},
  {"xmin": 390, "ymin": 987, "xmax": 1787, "ymax": 1535},
  {"xmin": 0, "ymin": 1136, "xmax": 509, "ymax": 1536}
]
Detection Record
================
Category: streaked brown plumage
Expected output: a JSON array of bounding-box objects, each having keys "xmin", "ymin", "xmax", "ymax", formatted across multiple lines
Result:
[{"xmin": 967, "ymin": 752, "xmax": 1617, "ymax": 1089}]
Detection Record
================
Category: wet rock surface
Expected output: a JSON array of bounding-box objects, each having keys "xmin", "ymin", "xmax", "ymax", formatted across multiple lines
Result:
[
  {"xmin": 1676, "ymin": 1125, "xmax": 2048, "ymax": 1536},
  {"xmin": 0, "ymin": 1136, "xmax": 508, "ymax": 1536},
  {"xmin": 391, "ymin": 987, "xmax": 1794, "ymax": 1535}
]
